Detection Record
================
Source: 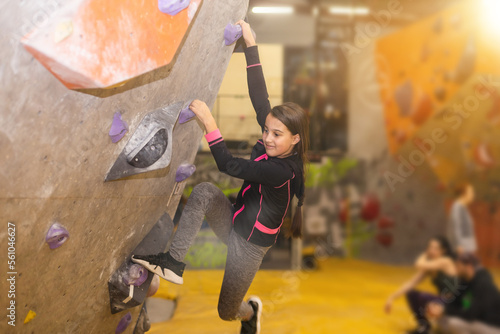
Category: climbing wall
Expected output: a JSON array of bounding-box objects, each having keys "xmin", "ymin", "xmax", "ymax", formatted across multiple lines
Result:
[
  {"xmin": 347, "ymin": 1, "xmax": 500, "ymax": 266},
  {"xmin": 375, "ymin": 1, "xmax": 500, "ymax": 155},
  {"xmin": 0, "ymin": 0, "xmax": 248, "ymax": 332}
]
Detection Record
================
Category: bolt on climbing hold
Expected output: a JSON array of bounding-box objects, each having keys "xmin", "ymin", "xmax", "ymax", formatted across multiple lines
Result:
[
  {"xmin": 122, "ymin": 264, "xmax": 149, "ymax": 304},
  {"xmin": 54, "ymin": 20, "xmax": 73, "ymax": 43},
  {"xmin": 105, "ymin": 102, "xmax": 182, "ymax": 181},
  {"xmin": 175, "ymin": 163, "xmax": 196, "ymax": 182},
  {"xmin": 178, "ymin": 101, "xmax": 195, "ymax": 124},
  {"xmin": 45, "ymin": 223, "xmax": 69, "ymax": 249},
  {"xmin": 24, "ymin": 310, "xmax": 36, "ymax": 324},
  {"xmin": 224, "ymin": 23, "xmax": 242, "ymax": 46},
  {"xmin": 123, "ymin": 264, "xmax": 148, "ymax": 286},
  {"xmin": 158, "ymin": 0, "xmax": 191, "ymax": 16},
  {"xmin": 167, "ymin": 163, "xmax": 196, "ymax": 206},
  {"xmin": 115, "ymin": 312, "xmax": 132, "ymax": 334},
  {"xmin": 109, "ymin": 112, "xmax": 129, "ymax": 143}
]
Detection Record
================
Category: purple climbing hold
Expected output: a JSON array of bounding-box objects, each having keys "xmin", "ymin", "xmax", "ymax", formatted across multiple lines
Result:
[
  {"xmin": 115, "ymin": 312, "xmax": 132, "ymax": 334},
  {"xmin": 178, "ymin": 102, "xmax": 195, "ymax": 124},
  {"xmin": 158, "ymin": 0, "xmax": 190, "ymax": 16},
  {"xmin": 175, "ymin": 163, "xmax": 196, "ymax": 182},
  {"xmin": 109, "ymin": 112, "xmax": 128, "ymax": 143},
  {"xmin": 123, "ymin": 264, "xmax": 148, "ymax": 287},
  {"xmin": 45, "ymin": 223, "xmax": 69, "ymax": 249},
  {"xmin": 224, "ymin": 23, "xmax": 242, "ymax": 46}
]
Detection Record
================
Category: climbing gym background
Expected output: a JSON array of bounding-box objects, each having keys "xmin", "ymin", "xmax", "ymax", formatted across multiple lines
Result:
[{"xmin": 1, "ymin": 0, "xmax": 500, "ymax": 333}]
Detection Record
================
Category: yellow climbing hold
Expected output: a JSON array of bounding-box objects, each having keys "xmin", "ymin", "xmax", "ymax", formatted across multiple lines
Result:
[
  {"xmin": 54, "ymin": 20, "xmax": 73, "ymax": 43},
  {"xmin": 24, "ymin": 310, "xmax": 36, "ymax": 324}
]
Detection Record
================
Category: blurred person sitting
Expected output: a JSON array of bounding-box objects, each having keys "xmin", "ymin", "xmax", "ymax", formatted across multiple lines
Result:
[
  {"xmin": 448, "ymin": 183, "xmax": 477, "ymax": 255},
  {"xmin": 385, "ymin": 236, "xmax": 457, "ymax": 334},
  {"xmin": 426, "ymin": 253, "xmax": 500, "ymax": 334}
]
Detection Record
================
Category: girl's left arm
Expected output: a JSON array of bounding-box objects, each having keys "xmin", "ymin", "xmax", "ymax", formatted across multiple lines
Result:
[{"xmin": 189, "ymin": 100, "xmax": 293, "ymax": 187}]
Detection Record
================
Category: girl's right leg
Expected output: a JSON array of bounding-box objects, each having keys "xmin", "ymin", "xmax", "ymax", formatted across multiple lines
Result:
[
  {"xmin": 133, "ymin": 182, "xmax": 234, "ymax": 284},
  {"xmin": 169, "ymin": 182, "xmax": 234, "ymax": 261}
]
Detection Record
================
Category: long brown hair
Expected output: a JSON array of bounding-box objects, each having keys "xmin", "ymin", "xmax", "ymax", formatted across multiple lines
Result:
[{"xmin": 270, "ymin": 102, "xmax": 309, "ymax": 238}]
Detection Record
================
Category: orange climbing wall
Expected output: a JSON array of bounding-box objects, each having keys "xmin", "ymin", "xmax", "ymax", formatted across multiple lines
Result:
[
  {"xmin": 22, "ymin": 0, "xmax": 202, "ymax": 89},
  {"xmin": 374, "ymin": 1, "xmax": 500, "ymax": 269},
  {"xmin": 375, "ymin": 1, "xmax": 500, "ymax": 154}
]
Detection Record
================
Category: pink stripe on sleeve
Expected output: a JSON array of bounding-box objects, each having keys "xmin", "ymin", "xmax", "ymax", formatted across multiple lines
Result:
[
  {"xmin": 205, "ymin": 129, "xmax": 222, "ymax": 142},
  {"xmin": 246, "ymin": 63, "xmax": 262, "ymax": 69},
  {"xmin": 209, "ymin": 138, "xmax": 224, "ymax": 147}
]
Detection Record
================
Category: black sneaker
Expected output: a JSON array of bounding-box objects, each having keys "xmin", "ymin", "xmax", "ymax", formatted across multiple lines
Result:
[
  {"xmin": 131, "ymin": 251, "xmax": 185, "ymax": 285},
  {"xmin": 240, "ymin": 296, "xmax": 262, "ymax": 334}
]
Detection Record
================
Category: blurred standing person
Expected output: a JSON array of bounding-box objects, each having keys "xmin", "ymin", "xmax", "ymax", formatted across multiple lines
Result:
[
  {"xmin": 448, "ymin": 183, "xmax": 477, "ymax": 254},
  {"xmin": 385, "ymin": 236, "xmax": 457, "ymax": 334}
]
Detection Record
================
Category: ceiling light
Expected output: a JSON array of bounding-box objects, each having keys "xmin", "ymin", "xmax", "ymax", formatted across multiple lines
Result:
[
  {"xmin": 251, "ymin": 6, "xmax": 294, "ymax": 14},
  {"xmin": 329, "ymin": 6, "xmax": 370, "ymax": 16}
]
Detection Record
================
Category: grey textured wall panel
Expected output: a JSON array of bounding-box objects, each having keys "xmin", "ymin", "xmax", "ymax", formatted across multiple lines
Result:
[{"xmin": 0, "ymin": 0, "xmax": 248, "ymax": 332}]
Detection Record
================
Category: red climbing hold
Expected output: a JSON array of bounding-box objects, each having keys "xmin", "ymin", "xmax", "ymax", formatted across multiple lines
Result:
[
  {"xmin": 339, "ymin": 200, "xmax": 348, "ymax": 224},
  {"xmin": 377, "ymin": 216, "xmax": 395, "ymax": 229},
  {"xmin": 360, "ymin": 194, "xmax": 380, "ymax": 221},
  {"xmin": 376, "ymin": 232, "xmax": 393, "ymax": 247}
]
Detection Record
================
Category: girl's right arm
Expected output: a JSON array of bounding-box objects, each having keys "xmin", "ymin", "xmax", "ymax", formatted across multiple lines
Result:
[{"xmin": 237, "ymin": 20, "xmax": 271, "ymax": 130}]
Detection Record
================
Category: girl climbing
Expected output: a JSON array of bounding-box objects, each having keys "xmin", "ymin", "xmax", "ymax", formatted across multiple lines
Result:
[{"xmin": 132, "ymin": 21, "xmax": 310, "ymax": 334}]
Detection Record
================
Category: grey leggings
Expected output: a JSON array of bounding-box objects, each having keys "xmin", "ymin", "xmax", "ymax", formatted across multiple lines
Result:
[{"xmin": 169, "ymin": 182, "xmax": 270, "ymax": 321}]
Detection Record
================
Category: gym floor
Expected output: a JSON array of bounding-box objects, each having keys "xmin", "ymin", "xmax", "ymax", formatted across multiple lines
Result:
[{"xmin": 149, "ymin": 259, "xmax": 500, "ymax": 334}]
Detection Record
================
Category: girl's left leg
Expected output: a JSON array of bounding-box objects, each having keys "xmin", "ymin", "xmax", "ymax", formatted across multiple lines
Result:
[{"xmin": 217, "ymin": 229, "xmax": 270, "ymax": 322}]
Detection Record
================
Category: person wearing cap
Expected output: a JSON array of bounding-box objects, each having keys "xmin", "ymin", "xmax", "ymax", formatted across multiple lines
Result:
[{"xmin": 427, "ymin": 253, "xmax": 500, "ymax": 334}]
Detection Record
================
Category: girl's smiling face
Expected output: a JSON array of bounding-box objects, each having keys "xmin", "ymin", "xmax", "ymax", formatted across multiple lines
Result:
[{"xmin": 263, "ymin": 114, "xmax": 300, "ymax": 158}]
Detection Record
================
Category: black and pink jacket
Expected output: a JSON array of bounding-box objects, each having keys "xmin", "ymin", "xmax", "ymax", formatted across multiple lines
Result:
[{"xmin": 204, "ymin": 46, "xmax": 304, "ymax": 247}]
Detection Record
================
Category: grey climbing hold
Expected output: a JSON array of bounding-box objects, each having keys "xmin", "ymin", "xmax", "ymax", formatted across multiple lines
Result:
[
  {"xmin": 394, "ymin": 81, "xmax": 413, "ymax": 117},
  {"xmin": 115, "ymin": 312, "xmax": 132, "ymax": 334},
  {"xmin": 224, "ymin": 23, "xmax": 242, "ymax": 46},
  {"xmin": 158, "ymin": 0, "xmax": 190, "ymax": 16},
  {"xmin": 123, "ymin": 264, "xmax": 148, "ymax": 287},
  {"xmin": 45, "ymin": 223, "xmax": 69, "ymax": 249},
  {"xmin": 133, "ymin": 304, "xmax": 151, "ymax": 334},
  {"xmin": 178, "ymin": 101, "xmax": 195, "ymax": 124},
  {"xmin": 105, "ymin": 102, "xmax": 182, "ymax": 182},
  {"xmin": 127, "ymin": 129, "xmax": 168, "ymax": 168},
  {"xmin": 109, "ymin": 112, "xmax": 129, "ymax": 143},
  {"xmin": 175, "ymin": 163, "xmax": 196, "ymax": 182}
]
